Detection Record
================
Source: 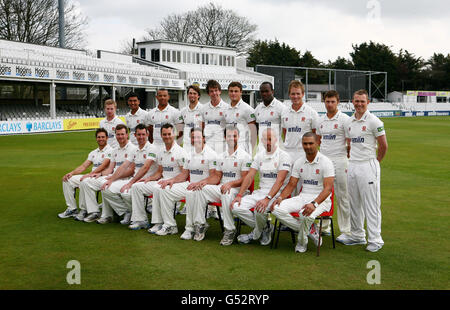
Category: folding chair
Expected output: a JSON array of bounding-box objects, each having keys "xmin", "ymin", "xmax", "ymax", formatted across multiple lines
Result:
[{"xmin": 272, "ymin": 189, "xmax": 335, "ymax": 256}]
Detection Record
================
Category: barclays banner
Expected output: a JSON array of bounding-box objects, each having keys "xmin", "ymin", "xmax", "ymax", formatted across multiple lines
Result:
[{"xmin": 0, "ymin": 119, "xmax": 63, "ymax": 135}]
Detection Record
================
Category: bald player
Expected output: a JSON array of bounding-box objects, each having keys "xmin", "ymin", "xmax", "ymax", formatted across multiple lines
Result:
[
  {"xmin": 341, "ymin": 89, "xmax": 388, "ymax": 252},
  {"xmin": 231, "ymin": 128, "xmax": 292, "ymax": 246}
]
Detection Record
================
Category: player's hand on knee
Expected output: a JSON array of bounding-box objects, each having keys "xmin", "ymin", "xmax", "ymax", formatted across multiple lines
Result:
[
  {"xmin": 271, "ymin": 196, "xmax": 283, "ymax": 211},
  {"xmin": 301, "ymin": 203, "xmax": 315, "ymax": 217}
]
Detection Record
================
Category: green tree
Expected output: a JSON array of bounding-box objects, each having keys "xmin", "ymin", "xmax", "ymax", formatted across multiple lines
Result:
[
  {"xmin": 395, "ymin": 49, "xmax": 424, "ymax": 91},
  {"xmin": 422, "ymin": 53, "xmax": 450, "ymax": 90},
  {"xmin": 246, "ymin": 39, "xmax": 301, "ymax": 68}
]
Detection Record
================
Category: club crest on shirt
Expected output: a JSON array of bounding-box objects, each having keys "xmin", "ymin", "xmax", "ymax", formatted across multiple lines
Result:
[
  {"xmin": 316, "ymin": 169, "xmax": 320, "ymax": 174},
  {"xmin": 165, "ymin": 115, "xmax": 169, "ymax": 119},
  {"xmin": 270, "ymin": 111, "xmax": 274, "ymax": 116},
  {"xmin": 334, "ymin": 124, "xmax": 338, "ymax": 129},
  {"xmin": 236, "ymin": 113, "xmax": 239, "ymax": 117},
  {"xmin": 301, "ymin": 117, "xmax": 306, "ymax": 122},
  {"xmin": 102, "ymin": 154, "xmax": 105, "ymax": 158},
  {"xmin": 362, "ymin": 126, "xmax": 367, "ymax": 131},
  {"xmin": 171, "ymin": 157, "xmax": 174, "ymax": 162},
  {"xmin": 112, "ymin": 127, "xmax": 115, "ymax": 131},
  {"xmin": 201, "ymin": 160, "xmax": 205, "ymax": 164},
  {"xmin": 219, "ymin": 112, "xmax": 223, "ymax": 116},
  {"xmin": 234, "ymin": 162, "xmax": 238, "ymax": 167},
  {"xmin": 286, "ymin": 117, "xmax": 289, "ymax": 121},
  {"xmin": 300, "ymin": 168, "xmax": 303, "ymax": 173},
  {"xmin": 143, "ymin": 154, "xmax": 146, "ymax": 159},
  {"xmin": 125, "ymin": 154, "xmax": 127, "ymax": 158}
]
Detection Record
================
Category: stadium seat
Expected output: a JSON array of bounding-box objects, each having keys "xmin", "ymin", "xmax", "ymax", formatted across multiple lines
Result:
[{"xmin": 272, "ymin": 189, "xmax": 335, "ymax": 256}]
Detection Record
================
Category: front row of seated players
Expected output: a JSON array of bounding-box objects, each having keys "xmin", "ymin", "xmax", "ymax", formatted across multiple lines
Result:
[{"xmin": 59, "ymin": 124, "xmax": 335, "ymax": 253}]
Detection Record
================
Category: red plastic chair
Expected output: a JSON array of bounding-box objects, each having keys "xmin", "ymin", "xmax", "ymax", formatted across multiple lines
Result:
[{"xmin": 272, "ymin": 189, "xmax": 335, "ymax": 256}]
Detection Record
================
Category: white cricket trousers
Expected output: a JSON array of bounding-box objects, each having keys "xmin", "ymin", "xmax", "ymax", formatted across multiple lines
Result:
[
  {"xmin": 130, "ymin": 181, "xmax": 161, "ymax": 223},
  {"xmin": 101, "ymin": 179, "xmax": 132, "ymax": 218},
  {"xmin": 62, "ymin": 174, "xmax": 84, "ymax": 210},
  {"xmin": 347, "ymin": 159, "xmax": 384, "ymax": 246},
  {"xmin": 79, "ymin": 176, "xmax": 107, "ymax": 214},
  {"xmin": 322, "ymin": 156, "xmax": 351, "ymax": 235},
  {"xmin": 192, "ymin": 185, "xmax": 240, "ymax": 231},
  {"xmin": 157, "ymin": 182, "xmax": 192, "ymax": 228},
  {"xmin": 285, "ymin": 148, "xmax": 304, "ymax": 196},
  {"xmin": 272, "ymin": 194, "xmax": 331, "ymax": 246},
  {"xmin": 232, "ymin": 189, "xmax": 278, "ymax": 239}
]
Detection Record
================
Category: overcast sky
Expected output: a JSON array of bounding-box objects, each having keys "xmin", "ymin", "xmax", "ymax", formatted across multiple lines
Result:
[{"xmin": 74, "ymin": 0, "xmax": 450, "ymax": 62}]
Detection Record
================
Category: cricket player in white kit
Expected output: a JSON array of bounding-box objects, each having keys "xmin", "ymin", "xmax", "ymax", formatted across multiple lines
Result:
[
  {"xmin": 281, "ymin": 80, "xmax": 319, "ymax": 160},
  {"xmin": 341, "ymin": 89, "xmax": 388, "ymax": 253},
  {"xmin": 272, "ymin": 132, "xmax": 335, "ymax": 253},
  {"xmin": 224, "ymin": 81, "xmax": 257, "ymax": 155},
  {"xmin": 159, "ymin": 128, "xmax": 218, "ymax": 240},
  {"xmin": 180, "ymin": 85, "xmax": 204, "ymax": 153},
  {"xmin": 146, "ymin": 88, "xmax": 183, "ymax": 148},
  {"xmin": 101, "ymin": 124, "xmax": 158, "ymax": 227},
  {"xmin": 316, "ymin": 90, "xmax": 351, "ymax": 240},
  {"xmin": 130, "ymin": 124, "xmax": 188, "ymax": 235},
  {"xmin": 231, "ymin": 128, "xmax": 292, "ymax": 246},
  {"xmin": 99, "ymin": 99, "xmax": 125, "ymax": 149},
  {"xmin": 201, "ymin": 79, "xmax": 229, "ymax": 154},
  {"xmin": 254, "ymin": 82, "xmax": 286, "ymax": 153},
  {"xmin": 80, "ymin": 124, "xmax": 137, "ymax": 224},
  {"xmin": 188, "ymin": 126, "xmax": 252, "ymax": 245},
  {"xmin": 58, "ymin": 128, "xmax": 113, "ymax": 219},
  {"xmin": 125, "ymin": 92, "xmax": 148, "ymax": 146}
]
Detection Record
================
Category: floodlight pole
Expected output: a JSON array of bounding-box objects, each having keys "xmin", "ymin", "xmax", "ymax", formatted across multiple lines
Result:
[{"xmin": 58, "ymin": 0, "xmax": 65, "ymax": 48}]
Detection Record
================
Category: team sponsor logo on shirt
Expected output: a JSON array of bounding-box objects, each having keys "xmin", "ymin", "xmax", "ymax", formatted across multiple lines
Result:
[
  {"xmin": 259, "ymin": 120, "xmax": 272, "ymax": 127},
  {"xmin": 323, "ymin": 134, "xmax": 336, "ymax": 140},
  {"xmin": 223, "ymin": 172, "xmax": 237, "ymax": 178},
  {"xmin": 116, "ymin": 161, "xmax": 124, "ymax": 167},
  {"xmin": 136, "ymin": 163, "xmax": 144, "ymax": 168},
  {"xmin": 377, "ymin": 126, "xmax": 384, "ymax": 132},
  {"xmin": 246, "ymin": 163, "xmax": 251, "ymax": 167},
  {"xmin": 207, "ymin": 120, "xmax": 221, "ymax": 125},
  {"xmin": 262, "ymin": 172, "xmax": 278, "ymax": 179},
  {"xmin": 288, "ymin": 126, "xmax": 302, "ymax": 133},
  {"xmin": 282, "ymin": 163, "xmax": 291, "ymax": 168},
  {"xmin": 163, "ymin": 166, "xmax": 174, "ymax": 172},
  {"xmin": 352, "ymin": 137, "xmax": 365, "ymax": 143},
  {"xmin": 304, "ymin": 179, "xmax": 319, "ymax": 185},
  {"xmin": 190, "ymin": 169, "xmax": 204, "ymax": 175}
]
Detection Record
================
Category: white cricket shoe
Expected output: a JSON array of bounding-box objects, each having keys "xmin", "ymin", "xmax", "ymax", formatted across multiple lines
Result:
[
  {"xmin": 58, "ymin": 208, "xmax": 78, "ymax": 219},
  {"xmin": 155, "ymin": 225, "xmax": 178, "ymax": 236},
  {"xmin": 83, "ymin": 212, "xmax": 100, "ymax": 223},
  {"xmin": 128, "ymin": 221, "xmax": 150, "ymax": 230},
  {"xmin": 180, "ymin": 230, "xmax": 194, "ymax": 240},
  {"xmin": 148, "ymin": 223, "xmax": 163, "ymax": 234},
  {"xmin": 74, "ymin": 210, "xmax": 87, "ymax": 221},
  {"xmin": 120, "ymin": 212, "xmax": 131, "ymax": 225}
]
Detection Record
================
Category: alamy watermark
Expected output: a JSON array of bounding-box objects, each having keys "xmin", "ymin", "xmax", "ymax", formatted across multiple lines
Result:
[
  {"xmin": 366, "ymin": 0, "xmax": 383, "ymax": 26},
  {"xmin": 366, "ymin": 260, "xmax": 381, "ymax": 285},
  {"xmin": 66, "ymin": 260, "xmax": 81, "ymax": 285}
]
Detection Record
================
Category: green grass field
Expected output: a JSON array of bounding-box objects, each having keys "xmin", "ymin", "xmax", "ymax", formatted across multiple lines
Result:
[{"xmin": 0, "ymin": 117, "xmax": 449, "ymax": 290}]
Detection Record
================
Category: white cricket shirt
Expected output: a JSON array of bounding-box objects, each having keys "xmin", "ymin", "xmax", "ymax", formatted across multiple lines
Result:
[
  {"xmin": 281, "ymin": 104, "xmax": 319, "ymax": 150},
  {"xmin": 180, "ymin": 103, "xmax": 204, "ymax": 146},
  {"xmin": 201, "ymin": 100, "xmax": 229, "ymax": 143},
  {"xmin": 111, "ymin": 142, "xmax": 137, "ymax": 173},
  {"xmin": 156, "ymin": 142, "xmax": 188, "ymax": 180},
  {"xmin": 129, "ymin": 141, "xmax": 158, "ymax": 179},
  {"xmin": 87, "ymin": 144, "xmax": 113, "ymax": 171},
  {"xmin": 224, "ymin": 99, "xmax": 256, "ymax": 145},
  {"xmin": 254, "ymin": 98, "xmax": 286, "ymax": 144},
  {"xmin": 145, "ymin": 104, "xmax": 182, "ymax": 145},
  {"xmin": 291, "ymin": 152, "xmax": 335, "ymax": 196},
  {"xmin": 344, "ymin": 110, "xmax": 386, "ymax": 162},
  {"xmin": 125, "ymin": 108, "xmax": 148, "ymax": 145},
  {"xmin": 99, "ymin": 116, "xmax": 125, "ymax": 149},
  {"xmin": 317, "ymin": 111, "xmax": 350, "ymax": 158},
  {"xmin": 251, "ymin": 147, "xmax": 292, "ymax": 191},
  {"xmin": 183, "ymin": 144, "xmax": 218, "ymax": 183},
  {"xmin": 217, "ymin": 147, "xmax": 252, "ymax": 185}
]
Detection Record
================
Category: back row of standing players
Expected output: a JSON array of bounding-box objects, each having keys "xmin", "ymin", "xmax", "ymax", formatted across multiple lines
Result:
[{"xmin": 59, "ymin": 79, "xmax": 388, "ymax": 253}]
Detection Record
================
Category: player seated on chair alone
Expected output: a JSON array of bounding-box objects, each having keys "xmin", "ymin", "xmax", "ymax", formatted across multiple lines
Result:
[
  {"xmin": 230, "ymin": 128, "xmax": 292, "ymax": 246},
  {"xmin": 58, "ymin": 128, "xmax": 113, "ymax": 219},
  {"xmin": 271, "ymin": 132, "xmax": 335, "ymax": 253},
  {"xmin": 157, "ymin": 127, "xmax": 218, "ymax": 240}
]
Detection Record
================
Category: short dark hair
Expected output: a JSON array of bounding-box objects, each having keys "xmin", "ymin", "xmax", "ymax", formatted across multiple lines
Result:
[
  {"xmin": 134, "ymin": 123, "xmax": 148, "ymax": 133},
  {"xmin": 115, "ymin": 124, "xmax": 129, "ymax": 133},
  {"xmin": 324, "ymin": 90, "xmax": 340, "ymax": 102},
  {"xmin": 126, "ymin": 92, "xmax": 139, "ymax": 101},
  {"xmin": 228, "ymin": 81, "xmax": 242, "ymax": 91},
  {"xmin": 190, "ymin": 127, "xmax": 205, "ymax": 137},
  {"xmin": 224, "ymin": 125, "xmax": 240, "ymax": 138},
  {"xmin": 187, "ymin": 85, "xmax": 201, "ymax": 97},
  {"xmin": 206, "ymin": 79, "xmax": 221, "ymax": 94},
  {"xmin": 260, "ymin": 81, "xmax": 274, "ymax": 90},
  {"xmin": 96, "ymin": 128, "xmax": 108, "ymax": 138},
  {"xmin": 302, "ymin": 132, "xmax": 318, "ymax": 141},
  {"xmin": 160, "ymin": 123, "xmax": 174, "ymax": 134},
  {"xmin": 157, "ymin": 88, "xmax": 169, "ymax": 94}
]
